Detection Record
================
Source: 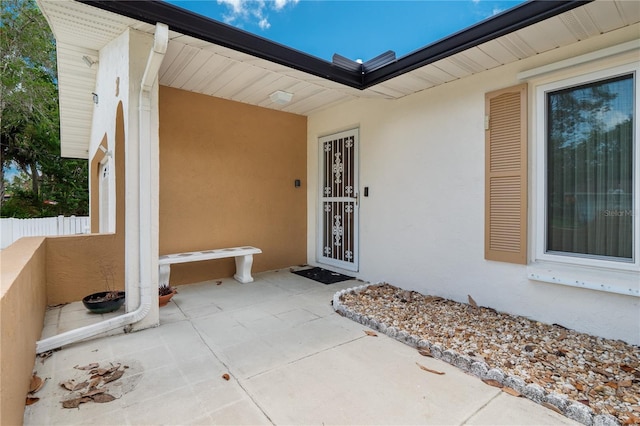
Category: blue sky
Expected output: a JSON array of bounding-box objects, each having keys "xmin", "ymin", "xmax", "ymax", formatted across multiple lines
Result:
[{"xmin": 165, "ymin": 0, "xmax": 525, "ymax": 62}]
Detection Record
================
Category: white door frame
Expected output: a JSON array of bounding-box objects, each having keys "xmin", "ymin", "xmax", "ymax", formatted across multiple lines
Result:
[{"xmin": 317, "ymin": 128, "xmax": 359, "ymax": 271}]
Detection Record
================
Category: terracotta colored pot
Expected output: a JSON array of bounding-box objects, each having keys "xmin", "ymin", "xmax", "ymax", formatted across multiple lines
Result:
[{"xmin": 159, "ymin": 290, "xmax": 176, "ymax": 307}]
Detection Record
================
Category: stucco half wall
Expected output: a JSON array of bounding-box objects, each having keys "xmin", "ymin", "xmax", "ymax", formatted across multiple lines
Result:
[
  {"xmin": 0, "ymin": 237, "xmax": 47, "ymax": 426},
  {"xmin": 306, "ymin": 25, "xmax": 640, "ymax": 345},
  {"xmin": 159, "ymin": 86, "xmax": 307, "ymax": 284}
]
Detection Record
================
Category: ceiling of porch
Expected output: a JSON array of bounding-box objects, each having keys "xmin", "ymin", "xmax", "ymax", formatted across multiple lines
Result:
[{"xmin": 37, "ymin": 0, "xmax": 640, "ymax": 159}]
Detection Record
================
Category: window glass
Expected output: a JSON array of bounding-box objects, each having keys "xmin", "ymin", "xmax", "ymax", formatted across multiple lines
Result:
[{"xmin": 546, "ymin": 74, "xmax": 634, "ymax": 260}]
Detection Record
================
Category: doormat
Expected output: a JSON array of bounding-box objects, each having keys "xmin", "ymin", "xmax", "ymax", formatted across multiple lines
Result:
[{"xmin": 292, "ymin": 267, "xmax": 353, "ymax": 285}]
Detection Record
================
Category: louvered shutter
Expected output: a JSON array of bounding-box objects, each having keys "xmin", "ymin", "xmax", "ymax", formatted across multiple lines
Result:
[{"xmin": 485, "ymin": 84, "xmax": 527, "ymax": 264}]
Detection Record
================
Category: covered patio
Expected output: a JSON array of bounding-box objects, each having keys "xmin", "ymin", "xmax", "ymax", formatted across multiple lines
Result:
[
  {"xmin": 24, "ymin": 270, "xmax": 575, "ymax": 425},
  {"xmin": 2, "ymin": 0, "xmax": 637, "ymax": 424}
]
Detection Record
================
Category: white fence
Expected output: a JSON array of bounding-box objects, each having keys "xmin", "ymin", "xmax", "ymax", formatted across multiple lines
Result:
[{"xmin": 0, "ymin": 216, "xmax": 90, "ymax": 249}]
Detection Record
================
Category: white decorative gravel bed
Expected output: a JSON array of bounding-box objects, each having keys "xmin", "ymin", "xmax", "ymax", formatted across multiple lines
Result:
[{"xmin": 333, "ymin": 283, "xmax": 640, "ymax": 426}]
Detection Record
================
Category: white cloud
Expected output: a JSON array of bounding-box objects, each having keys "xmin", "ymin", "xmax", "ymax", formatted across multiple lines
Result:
[
  {"xmin": 258, "ymin": 18, "xmax": 271, "ymax": 29},
  {"xmin": 217, "ymin": 0, "xmax": 297, "ymax": 30},
  {"xmin": 218, "ymin": 0, "xmax": 244, "ymax": 15},
  {"xmin": 492, "ymin": 7, "xmax": 504, "ymax": 16},
  {"xmin": 273, "ymin": 0, "xmax": 298, "ymax": 11}
]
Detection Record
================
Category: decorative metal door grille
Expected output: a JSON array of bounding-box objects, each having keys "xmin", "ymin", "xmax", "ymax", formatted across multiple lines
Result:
[{"xmin": 319, "ymin": 129, "xmax": 358, "ymax": 271}]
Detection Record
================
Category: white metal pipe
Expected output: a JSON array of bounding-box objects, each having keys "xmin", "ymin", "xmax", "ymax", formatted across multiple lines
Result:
[{"xmin": 36, "ymin": 23, "xmax": 168, "ymax": 354}]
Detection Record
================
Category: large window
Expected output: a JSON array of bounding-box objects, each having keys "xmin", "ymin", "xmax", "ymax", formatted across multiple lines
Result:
[{"xmin": 544, "ymin": 72, "xmax": 635, "ymax": 262}]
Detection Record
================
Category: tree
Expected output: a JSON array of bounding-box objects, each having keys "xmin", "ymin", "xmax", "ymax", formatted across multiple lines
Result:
[{"xmin": 1, "ymin": 0, "xmax": 88, "ymax": 216}]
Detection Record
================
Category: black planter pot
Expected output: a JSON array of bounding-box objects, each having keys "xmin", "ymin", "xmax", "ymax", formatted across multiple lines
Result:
[{"xmin": 82, "ymin": 291, "xmax": 126, "ymax": 314}]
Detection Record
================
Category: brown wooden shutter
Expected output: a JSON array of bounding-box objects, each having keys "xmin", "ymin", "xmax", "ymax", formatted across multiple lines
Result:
[{"xmin": 485, "ymin": 84, "xmax": 527, "ymax": 264}]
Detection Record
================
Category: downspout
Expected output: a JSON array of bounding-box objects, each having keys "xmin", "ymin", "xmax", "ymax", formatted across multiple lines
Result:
[{"xmin": 36, "ymin": 23, "xmax": 169, "ymax": 354}]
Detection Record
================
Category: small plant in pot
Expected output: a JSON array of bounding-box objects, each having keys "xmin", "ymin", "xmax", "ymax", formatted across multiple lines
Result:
[
  {"xmin": 158, "ymin": 282, "xmax": 176, "ymax": 307},
  {"xmin": 82, "ymin": 260, "xmax": 125, "ymax": 314}
]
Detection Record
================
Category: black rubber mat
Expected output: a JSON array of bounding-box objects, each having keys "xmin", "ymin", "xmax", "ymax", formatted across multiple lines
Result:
[{"xmin": 292, "ymin": 267, "xmax": 353, "ymax": 285}]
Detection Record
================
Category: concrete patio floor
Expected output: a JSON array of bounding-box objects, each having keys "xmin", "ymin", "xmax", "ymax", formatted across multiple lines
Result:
[{"xmin": 24, "ymin": 269, "xmax": 577, "ymax": 425}]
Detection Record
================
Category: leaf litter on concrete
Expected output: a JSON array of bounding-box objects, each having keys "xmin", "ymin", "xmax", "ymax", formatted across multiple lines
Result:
[{"xmin": 60, "ymin": 363, "xmax": 127, "ymax": 409}]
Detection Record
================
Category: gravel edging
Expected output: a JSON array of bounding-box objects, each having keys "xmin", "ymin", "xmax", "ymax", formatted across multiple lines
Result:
[{"xmin": 333, "ymin": 283, "xmax": 633, "ymax": 426}]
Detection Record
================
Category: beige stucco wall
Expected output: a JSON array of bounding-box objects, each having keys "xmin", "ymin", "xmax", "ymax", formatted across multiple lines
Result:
[
  {"xmin": 0, "ymin": 237, "xmax": 47, "ymax": 426},
  {"xmin": 45, "ymin": 234, "xmax": 125, "ymax": 305},
  {"xmin": 159, "ymin": 86, "xmax": 307, "ymax": 285},
  {"xmin": 307, "ymin": 24, "xmax": 640, "ymax": 344}
]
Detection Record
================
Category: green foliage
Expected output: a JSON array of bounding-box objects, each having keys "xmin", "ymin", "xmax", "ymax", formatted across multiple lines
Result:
[
  {"xmin": 1, "ymin": 188, "xmax": 42, "ymax": 218},
  {"xmin": 1, "ymin": 0, "xmax": 89, "ymax": 217}
]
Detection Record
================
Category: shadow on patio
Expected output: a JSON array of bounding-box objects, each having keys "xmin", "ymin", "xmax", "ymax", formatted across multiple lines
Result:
[{"xmin": 24, "ymin": 270, "xmax": 576, "ymax": 425}]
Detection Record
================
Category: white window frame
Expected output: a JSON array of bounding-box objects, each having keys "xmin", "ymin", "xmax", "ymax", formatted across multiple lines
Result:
[{"xmin": 533, "ymin": 62, "xmax": 640, "ymax": 273}]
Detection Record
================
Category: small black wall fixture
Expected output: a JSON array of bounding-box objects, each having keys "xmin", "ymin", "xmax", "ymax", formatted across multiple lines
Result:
[{"xmin": 294, "ymin": 179, "xmax": 301, "ymax": 188}]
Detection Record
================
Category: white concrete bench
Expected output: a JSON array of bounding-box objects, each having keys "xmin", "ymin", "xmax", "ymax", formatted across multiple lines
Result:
[{"xmin": 158, "ymin": 246, "xmax": 262, "ymax": 285}]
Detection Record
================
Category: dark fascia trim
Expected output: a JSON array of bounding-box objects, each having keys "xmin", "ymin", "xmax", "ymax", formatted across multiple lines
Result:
[
  {"xmin": 78, "ymin": 0, "xmax": 591, "ymax": 91},
  {"xmin": 78, "ymin": 0, "xmax": 363, "ymax": 88},
  {"xmin": 363, "ymin": 0, "xmax": 592, "ymax": 89}
]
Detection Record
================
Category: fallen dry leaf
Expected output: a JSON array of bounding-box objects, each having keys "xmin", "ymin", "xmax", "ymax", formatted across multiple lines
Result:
[
  {"xmin": 417, "ymin": 347, "xmax": 432, "ymax": 357},
  {"xmin": 542, "ymin": 402, "xmax": 563, "ymax": 414},
  {"xmin": 222, "ymin": 373, "xmax": 230, "ymax": 381},
  {"xmin": 88, "ymin": 377, "xmax": 101, "ymax": 390},
  {"xmin": 74, "ymin": 363, "xmax": 99, "ymax": 371},
  {"xmin": 619, "ymin": 380, "xmax": 632, "ymax": 388},
  {"xmin": 29, "ymin": 374, "xmax": 45, "ymax": 393},
  {"xmin": 575, "ymin": 382, "xmax": 585, "ymax": 391},
  {"xmin": 80, "ymin": 389, "xmax": 105, "ymax": 398},
  {"xmin": 60, "ymin": 380, "xmax": 76, "ymax": 391},
  {"xmin": 91, "ymin": 393, "xmax": 116, "ymax": 403},
  {"xmin": 364, "ymin": 330, "xmax": 378, "ymax": 337},
  {"xmin": 102, "ymin": 368, "xmax": 124, "ymax": 384},
  {"xmin": 594, "ymin": 367, "xmax": 613, "ymax": 378},
  {"xmin": 38, "ymin": 351, "xmax": 54, "ymax": 364},
  {"xmin": 620, "ymin": 366, "xmax": 640, "ymax": 378},
  {"xmin": 416, "ymin": 362, "xmax": 445, "ymax": 375},
  {"xmin": 90, "ymin": 368, "xmax": 109, "ymax": 377},
  {"xmin": 482, "ymin": 379, "xmax": 504, "ymax": 388},
  {"xmin": 622, "ymin": 414, "xmax": 640, "ymax": 425},
  {"xmin": 72, "ymin": 381, "xmax": 89, "ymax": 391},
  {"xmin": 25, "ymin": 397, "xmax": 40, "ymax": 406},
  {"xmin": 62, "ymin": 397, "xmax": 92, "ymax": 409},
  {"xmin": 502, "ymin": 386, "xmax": 521, "ymax": 397},
  {"xmin": 106, "ymin": 364, "xmax": 121, "ymax": 374},
  {"xmin": 467, "ymin": 295, "xmax": 478, "ymax": 308}
]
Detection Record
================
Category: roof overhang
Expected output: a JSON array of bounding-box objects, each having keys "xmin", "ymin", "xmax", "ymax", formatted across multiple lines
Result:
[
  {"xmin": 79, "ymin": 0, "xmax": 589, "ymax": 90},
  {"xmin": 36, "ymin": 0, "xmax": 640, "ymax": 159}
]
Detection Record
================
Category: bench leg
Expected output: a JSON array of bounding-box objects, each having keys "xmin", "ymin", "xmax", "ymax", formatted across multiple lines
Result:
[
  {"xmin": 234, "ymin": 254, "xmax": 254, "ymax": 283},
  {"xmin": 159, "ymin": 264, "xmax": 171, "ymax": 287}
]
